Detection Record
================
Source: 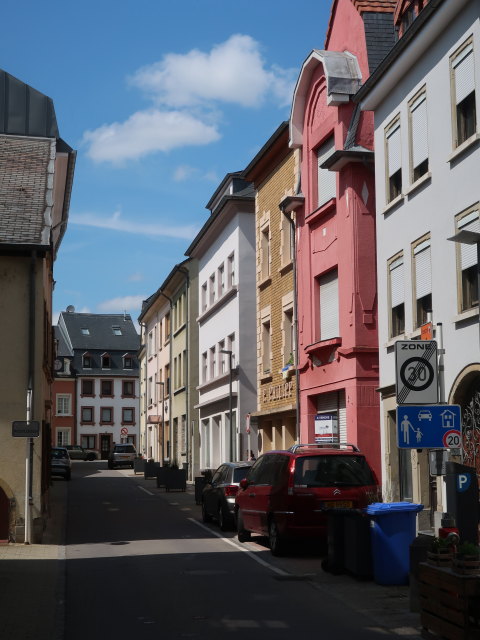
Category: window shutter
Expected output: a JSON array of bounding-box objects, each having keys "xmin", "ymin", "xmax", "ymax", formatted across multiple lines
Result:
[
  {"xmin": 387, "ymin": 123, "xmax": 401, "ymax": 176},
  {"xmin": 317, "ymin": 138, "xmax": 336, "ymax": 207},
  {"xmin": 454, "ymin": 44, "xmax": 475, "ymax": 104},
  {"xmin": 390, "ymin": 256, "xmax": 404, "ymax": 307},
  {"xmin": 459, "ymin": 213, "xmax": 480, "ymax": 270},
  {"xmin": 411, "ymin": 94, "xmax": 428, "ymax": 169},
  {"xmin": 320, "ymin": 269, "xmax": 339, "ymax": 340},
  {"xmin": 414, "ymin": 241, "xmax": 432, "ymax": 299}
]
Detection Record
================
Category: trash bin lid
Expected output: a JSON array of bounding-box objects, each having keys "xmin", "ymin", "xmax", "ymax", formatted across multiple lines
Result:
[{"xmin": 366, "ymin": 502, "xmax": 423, "ymax": 515}]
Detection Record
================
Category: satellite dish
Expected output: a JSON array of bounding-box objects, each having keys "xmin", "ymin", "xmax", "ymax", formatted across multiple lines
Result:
[{"xmin": 66, "ymin": 305, "xmax": 75, "ymax": 313}]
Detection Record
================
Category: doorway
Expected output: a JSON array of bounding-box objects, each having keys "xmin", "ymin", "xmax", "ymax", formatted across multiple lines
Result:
[
  {"xmin": 0, "ymin": 488, "xmax": 9, "ymax": 541},
  {"xmin": 100, "ymin": 434, "xmax": 112, "ymax": 459}
]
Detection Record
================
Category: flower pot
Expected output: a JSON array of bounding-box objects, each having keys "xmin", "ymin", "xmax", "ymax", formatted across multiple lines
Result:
[
  {"xmin": 427, "ymin": 550, "xmax": 454, "ymax": 568},
  {"xmin": 453, "ymin": 556, "xmax": 480, "ymax": 575}
]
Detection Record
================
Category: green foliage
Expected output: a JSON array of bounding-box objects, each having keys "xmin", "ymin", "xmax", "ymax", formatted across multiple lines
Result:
[
  {"xmin": 456, "ymin": 541, "xmax": 480, "ymax": 558},
  {"xmin": 430, "ymin": 536, "xmax": 452, "ymax": 553}
]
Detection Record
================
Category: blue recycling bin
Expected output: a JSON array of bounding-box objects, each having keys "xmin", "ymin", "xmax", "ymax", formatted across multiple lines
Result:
[{"xmin": 366, "ymin": 502, "xmax": 423, "ymax": 585}]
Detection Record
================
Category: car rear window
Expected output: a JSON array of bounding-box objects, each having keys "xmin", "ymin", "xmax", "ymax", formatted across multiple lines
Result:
[
  {"xmin": 114, "ymin": 445, "xmax": 136, "ymax": 453},
  {"xmin": 52, "ymin": 449, "xmax": 67, "ymax": 459},
  {"xmin": 294, "ymin": 455, "xmax": 375, "ymax": 488},
  {"xmin": 233, "ymin": 467, "xmax": 251, "ymax": 483}
]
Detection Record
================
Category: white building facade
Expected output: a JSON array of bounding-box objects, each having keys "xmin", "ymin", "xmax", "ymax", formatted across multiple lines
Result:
[
  {"xmin": 356, "ymin": 0, "xmax": 480, "ymax": 526},
  {"xmin": 186, "ymin": 174, "xmax": 257, "ymax": 469}
]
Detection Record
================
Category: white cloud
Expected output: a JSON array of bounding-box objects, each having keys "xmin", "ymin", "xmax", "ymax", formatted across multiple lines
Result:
[
  {"xmin": 127, "ymin": 272, "xmax": 144, "ymax": 282},
  {"xmin": 70, "ymin": 210, "xmax": 198, "ymax": 240},
  {"xmin": 83, "ymin": 109, "xmax": 220, "ymax": 163},
  {"xmin": 97, "ymin": 295, "xmax": 145, "ymax": 314},
  {"xmin": 173, "ymin": 165, "xmax": 219, "ymax": 183},
  {"xmin": 131, "ymin": 34, "xmax": 296, "ymax": 108},
  {"xmin": 173, "ymin": 165, "xmax": 199, "ymax": 182}
]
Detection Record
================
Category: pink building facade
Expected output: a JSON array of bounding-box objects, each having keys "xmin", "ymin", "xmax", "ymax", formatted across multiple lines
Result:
[{"xmin": 288, "ymin": 0, "xmax": 396, "ymax": 480}]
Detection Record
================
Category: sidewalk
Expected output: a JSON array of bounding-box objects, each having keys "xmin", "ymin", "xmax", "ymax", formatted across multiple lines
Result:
[
  {"xmin": 0, "ymin": 470, "xmax": 423, "ymax": 640},
  {"xmin": 0, "ymin": 479, "xmax": 67, "ymax": 640}
]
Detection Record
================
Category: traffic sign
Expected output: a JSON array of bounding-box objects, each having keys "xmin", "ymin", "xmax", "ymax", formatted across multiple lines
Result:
[
  {"xmin": 12, "ymin": 421, "xmax": 40, "ymax": 438},
  {"xmin": 397, "ymin": 405, "xmax": 461, "ymax": 449},
  {"xmin": 120, "ymin": 427, "xmax": 128, "ymax": 436},
  {"xmin": 395, "ymin": 340, "xmax": 438, "ymax": 404}
]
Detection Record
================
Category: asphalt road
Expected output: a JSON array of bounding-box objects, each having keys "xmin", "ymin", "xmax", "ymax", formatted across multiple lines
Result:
[{"xmin": 64, "ymin": 461, "xmax": 398, "ymax": 639}]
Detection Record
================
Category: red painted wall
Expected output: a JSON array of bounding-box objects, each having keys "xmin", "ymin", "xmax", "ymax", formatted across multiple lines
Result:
[
  {"xmin": 51, "ymin": 378, "xmax": 76, "ymax": 446},
  {"xmin": 295, "ymin": 0, "xmax": 381, "ymax": 480}
]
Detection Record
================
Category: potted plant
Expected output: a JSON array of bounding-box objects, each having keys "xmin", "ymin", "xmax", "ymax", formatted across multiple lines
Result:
[
  {"xmin": 453, "ymin": 542, "xmax": 480, "ymax": 575},
  {"xmin": 427, "ymin": 536, "xmax": 455, "ymax": 568}
]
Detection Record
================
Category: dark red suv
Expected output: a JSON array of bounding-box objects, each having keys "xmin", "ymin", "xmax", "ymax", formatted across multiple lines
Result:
[{"xmin": 235, "ymin": 443, "xmax": 380, "ymax": 555}]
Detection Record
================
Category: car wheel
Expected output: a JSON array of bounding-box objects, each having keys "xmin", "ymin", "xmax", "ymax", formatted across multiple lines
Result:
[
  {"xmin": 217, "ymin": 504, "xmax": 231, "ymax": 531},
  {"xmin": 87, "ymin": 453, "xmax": 95, "ymax": 461},
  {"xmin": 268, "ymin": 519, "xmax": 286, "ymax": 557},
  {"xmin": 236, "ymin": 511, "xmax": 251, "ymax": 543},
  {"xmin": 201, "ymin": 500, "xmax": 212, "ymax": 523}
]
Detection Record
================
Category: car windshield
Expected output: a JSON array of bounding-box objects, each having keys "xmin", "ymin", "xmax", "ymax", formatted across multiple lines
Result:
[
  {"xmin": 294, "ymin": 455, "xmax": 375, "ymax": 488},
  {"xmin": 52, "ymin": 449, "xmax": 67, "ymax": 459},
  {"xmin": 114, "ymin": 445, "xmax": 135, "ymax": 453},
  {"xmin": 233, "ymin": 467, "xmax": 251, "ymax": 483}
]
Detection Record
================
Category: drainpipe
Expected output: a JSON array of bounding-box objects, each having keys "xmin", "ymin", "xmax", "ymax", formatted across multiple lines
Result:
[
  {"xmin": 25, "ymin": 250, "xmax": 37, "ymax": 544},
  {"xmin": 178, "ymin": 266, "xmax": 190, "ymax": 479}
]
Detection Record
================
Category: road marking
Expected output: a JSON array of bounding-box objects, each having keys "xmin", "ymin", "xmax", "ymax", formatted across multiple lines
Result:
[
  {"xmin": 188, "ymin": 518, "xmax": 288, "ymax": 577},
  {"xmin": 138, "ymin": 486, "xmax": 154, "ymax": 496}
]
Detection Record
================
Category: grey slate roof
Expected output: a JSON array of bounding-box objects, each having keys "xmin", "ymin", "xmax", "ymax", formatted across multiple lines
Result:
[
  {"xmin": 54, "ymin": 325, "xmax": 73, "ymax": 357},
  {"xmin": 363, "ymin": 12, "xmax": 396, "ymax": 74},
  {"xmin": 0, "ymin": 70, "xmax": 59, "ymax": 138},
  {"xmin": 57, "ymin": 311, "xmax": 140, "ymax": 377}
]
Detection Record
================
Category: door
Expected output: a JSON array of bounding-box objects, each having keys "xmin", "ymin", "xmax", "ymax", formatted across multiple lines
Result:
[
  {"xmin": 100, "ymin": 435, "xmax": 112, "ymax": 460},
  {"xmin": 0, "ymin": 488, "xmax": 9, "ymax": 541}
]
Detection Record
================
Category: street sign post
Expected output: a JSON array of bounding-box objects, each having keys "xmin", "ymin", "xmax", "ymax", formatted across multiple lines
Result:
[
  {"xmin": 395, "ymin": 340, "xmax": 438, "ymax": 404},
  {"xmin": 396, "ymin": 405, "xmax": 461, "ymax": 449},
  {"xmin": 12, "ymin": 421, "xmax": 40, "ymax": 438}
]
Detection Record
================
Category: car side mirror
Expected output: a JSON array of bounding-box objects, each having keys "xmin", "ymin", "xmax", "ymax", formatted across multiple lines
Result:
[{"xmin": 239, "ymin": 478, "xmax": 249, "ymax": 490}]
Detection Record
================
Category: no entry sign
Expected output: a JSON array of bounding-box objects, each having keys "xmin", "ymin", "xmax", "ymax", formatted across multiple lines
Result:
[{"xmin": 395, "ymin": 340, "xmax": 438, "ymax": 405}]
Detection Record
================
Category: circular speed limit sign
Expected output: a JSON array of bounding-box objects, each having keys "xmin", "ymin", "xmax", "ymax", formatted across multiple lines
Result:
[
  {"xmin": 400, "ymin": 357, "xmax": 435, "ymax": 391},
  {"xmin": 442, "ymin": 430, "xmax": 461, "ymax": 448}
]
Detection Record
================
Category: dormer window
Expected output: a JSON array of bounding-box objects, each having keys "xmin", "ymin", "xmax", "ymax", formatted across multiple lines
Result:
[
  {"xmin": 102, "ymin": 353, "xmax": 111, "ymax": 369},
  {"xmin": 123, "ymin": 354, "xmax": 133, "ymax": 369},
  {"xmin": 112, "ymin": 326, "xmax": 122, "ymax": 336},
  {"xmin": 81, "ymin": 328, "xmax": 90, "ymax": 335},
  {"xmin": 83, "ymin": 353, "xmax": 92, "ymax": 369}
]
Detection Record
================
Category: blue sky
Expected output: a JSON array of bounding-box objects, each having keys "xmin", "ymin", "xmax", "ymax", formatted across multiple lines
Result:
[{"xmin": 2, "ymin": 0, "xmax": 331, "ymax": 326}]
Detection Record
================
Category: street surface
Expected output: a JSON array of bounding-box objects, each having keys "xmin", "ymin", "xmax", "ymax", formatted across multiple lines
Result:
[{"xmin": 64, "ymin": 461, "xmax": 418, "ymax": 639}]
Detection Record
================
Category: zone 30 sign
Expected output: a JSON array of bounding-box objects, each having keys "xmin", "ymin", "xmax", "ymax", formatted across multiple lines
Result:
[{"xmin": 395, "ymin": 340, "xmax": 438, "ymax": 405}]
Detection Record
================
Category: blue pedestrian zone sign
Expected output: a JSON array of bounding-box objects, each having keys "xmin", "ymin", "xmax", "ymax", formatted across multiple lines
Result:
[{"xmin": 396, "ymin": 405, "xmax": 462, "ymax": 449}]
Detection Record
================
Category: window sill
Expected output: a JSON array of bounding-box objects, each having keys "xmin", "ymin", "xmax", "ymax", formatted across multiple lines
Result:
[
  {"xmin": 305, "ymin": 199, "xmax": 336, "ymax": 226},
  {"xmin": 260, "ymin": 373, "xmax": 273, "ymax": 383},
  {"xmin": 80, "ymin": 422, "xmax": 94, "ymax": 427},
  {"xmin": 453, "ymin": 307, "xmax": 478, "ymax": 324},
  {"xmin": 196, "ymin": 286, "xmax": 238, "ymax": 324},
  {"xmin": 173, "ymin": 323, "xmax": 186, "ymax": 338},
  {"xmin": 121, "ymin": 422, "xmax": 136, "ymax": 426},
  {"xmin": 406, "ymin": 172, "xmax": 431, "ymax": 197},
  {"xmin": 258, "ymin": 276, "xmax": 272, "ymax": 289},
  {"xmin": 279, "ymin": 261, "xmax": 293, "ymax": 276},
  {"xmin": 100, "ymin": 395, "xmax": 114, "ymax": 399},
  {"xmin": 382, "ymin": 194, "xmax": 404, "ymax": 215},
  {"xmin": 100, "ymin": 423, "xmax": 113, "ymax": 426},
  {"xmin": 196, "ymin": 369, "xmax": 237, "ymax": 392},
  {"xmin": 449, "ymin": 132, "xmax": 480, "ymax": 163},
  {"xmin": 174, "ymin": 386, "xmax": 186, "ymax": 396},
  {"xmin": 384, "ymin": 334, "xmax": 407, "ymax": 348}
]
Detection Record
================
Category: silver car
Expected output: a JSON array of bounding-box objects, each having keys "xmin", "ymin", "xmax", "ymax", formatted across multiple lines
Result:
[
  {"xmin": 108, "ymin": 443, "xmax": 137, "ymax": 469},
  {"xmin": 51, "ymin": 447, "xmax": 72, "ymax": 481}
]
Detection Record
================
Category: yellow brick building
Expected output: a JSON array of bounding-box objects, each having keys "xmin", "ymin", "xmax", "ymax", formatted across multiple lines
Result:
[{"xmin": 244, "ymin": 122, "xmax": 299, "ymax": 453}]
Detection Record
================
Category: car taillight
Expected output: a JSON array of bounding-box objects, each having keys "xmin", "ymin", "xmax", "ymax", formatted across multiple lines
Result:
[{"xmin": 224, "ymin": 485, "xmax": 239, "ymax": 497}]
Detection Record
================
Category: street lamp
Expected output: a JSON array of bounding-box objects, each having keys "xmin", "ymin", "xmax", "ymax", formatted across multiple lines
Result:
[
  {"xmin": 220, "ymin": 349, "xmax": 234, "ymax": 461},
  {"xmin": 156, "ymin": 381, "xmax": 165, "ymax": 466}
]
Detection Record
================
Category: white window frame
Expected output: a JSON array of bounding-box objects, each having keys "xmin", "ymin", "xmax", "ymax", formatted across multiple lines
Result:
[
  {"xmin": 56, "ymin": 394, "xmax": 72, "ymax": 416},
  {"xmin": 385, "ymin": 117, "xmax": 402, "ymax": 203},
  {"xmin": 412, "ymin": 235, "xmax": 432, "ymax": 329},
  {"xmin": 450, "ymin": 37, "xmax": 477, "ymax": 149},
  {"xmin": 408, "ymin": 88, "xmax": 429, "ymax": 184},
  {"xmin": 317, "ymin": 136, "xmax": 336, "ymax": 207},
  {"xmin": 319, "ymin": 269, "xmax": 339, "ymax": 341}
]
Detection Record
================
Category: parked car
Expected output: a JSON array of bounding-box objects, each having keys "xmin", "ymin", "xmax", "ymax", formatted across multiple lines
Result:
[
  {"xmin": 65, "ymin": 445, "xmax": 98, "ymax": 461},
  {"xmin": 51, "ymin": 446, "xmax": 71, "ymax": 481},
  {"xmin": 201, "ymin": 461, "xmax": 253, "ymax": 530},
  {"xmin": 235, "ymin": 443, "xmax": 380, "ymax": 556},
  {"xmin": 108, "ymin": 443, "xmax": 137, "ymax": 469}
]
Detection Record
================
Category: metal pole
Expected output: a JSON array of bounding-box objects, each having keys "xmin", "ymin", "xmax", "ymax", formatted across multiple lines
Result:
[
  {"xmin": 25, "ymin": 389, "xmax": 32, "ymax": 545},
  {"xmin": 228, "ymin": 352, "xmax": 233, "ymax": 461},
  {"xmin": 477, "ymin": 241, "xmax": 480, "ymax": 346}
]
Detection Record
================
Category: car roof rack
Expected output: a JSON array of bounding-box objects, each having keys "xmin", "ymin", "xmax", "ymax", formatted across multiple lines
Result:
[{"xmin": 288, "ymin": 442, "xmax": 360, "ymax": 453}]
